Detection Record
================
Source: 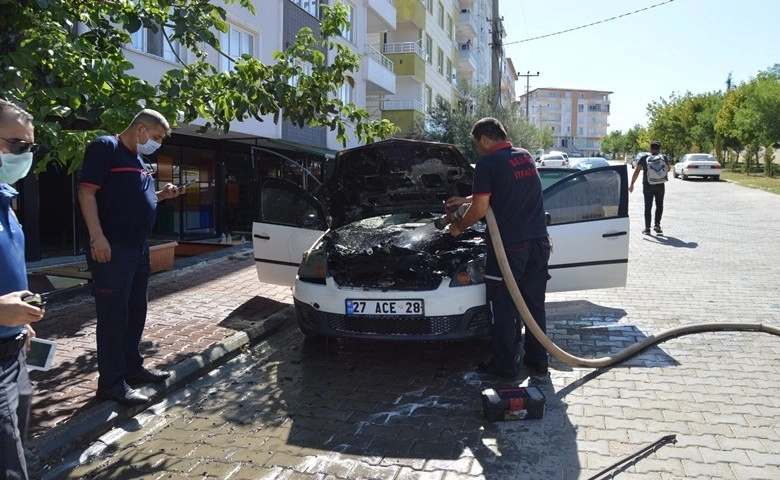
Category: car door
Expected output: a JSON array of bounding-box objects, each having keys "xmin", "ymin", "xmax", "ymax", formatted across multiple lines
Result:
[
  {"xmin": 542, "ymin": 165, "xmax": 629, "ymax": 292},
  {"xmin": 252, "ymin": 178, "xmax": 326, "ymax": 287}
]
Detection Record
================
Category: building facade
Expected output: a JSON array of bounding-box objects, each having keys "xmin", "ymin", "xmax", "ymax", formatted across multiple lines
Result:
[
  {"xmin": 519, "ymin": 87, "xmax": 612, "ymax": 157},
  {"xmin": 24, "ymin": 0, "xmax": 510, "ymax": 260}
]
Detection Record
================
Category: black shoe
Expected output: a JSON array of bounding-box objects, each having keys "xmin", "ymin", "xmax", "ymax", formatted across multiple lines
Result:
[
  {"xmin": 477, "ymin": 359, "xmax": 516, "ymax": 379},
  {"xmin": 522, "ymin": 357, "xmax": 549, "ymax": 377},
  {"xmin": 126, "ymin": 368, "xmax": 171, "ymax": 386},
  {"xmin": 642, "ymin": 228, "xmax": 651, "ymax": 235},
  {"xmin": 653, "ymin": 225, "xmax": 663, "ymax": 234},
  {"xmin": 96, "ymin": 383, "xmax": 150, "ymax": 406}
]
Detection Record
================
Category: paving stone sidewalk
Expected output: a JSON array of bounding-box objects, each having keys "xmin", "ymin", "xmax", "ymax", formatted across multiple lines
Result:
[{"xmin": 25, "ymin": 245, "xmax": 293, "ymax": 462}]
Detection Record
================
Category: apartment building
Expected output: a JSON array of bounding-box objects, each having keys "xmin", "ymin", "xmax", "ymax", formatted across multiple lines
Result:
[
  {"xmin": 28, "ymin": 0, "xmax": 508, "ymax": 260},
  {"xmin": 519, "ymin": 87, "xmax": 612, "ymax": 157}
]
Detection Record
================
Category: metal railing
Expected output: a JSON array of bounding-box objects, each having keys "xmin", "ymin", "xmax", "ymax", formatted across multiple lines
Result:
[
  {"xmin": 383, "ymin": 40, "xmax": 425, "ymax": 58},
  {"xmin": 365, "ymin": 44, "xmax": 394, "ymax": 72},
  {"xmin": 382, "ymin": 99, "xmax": 425, "ymax": 112}
]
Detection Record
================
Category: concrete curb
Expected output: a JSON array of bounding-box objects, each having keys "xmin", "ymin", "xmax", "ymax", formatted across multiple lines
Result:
[{"xmin": 25, "ymin": 243, "xmax": 297, "ymax": 471}]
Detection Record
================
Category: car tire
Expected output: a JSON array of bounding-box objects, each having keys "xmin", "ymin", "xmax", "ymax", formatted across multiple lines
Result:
[
  {"xmin": 681, "ymin": 172, "xmax": 687, "ymax": 180},
  {"xmin": 712, "ymin": 176, "xmax": 720, "ymax": 181}
]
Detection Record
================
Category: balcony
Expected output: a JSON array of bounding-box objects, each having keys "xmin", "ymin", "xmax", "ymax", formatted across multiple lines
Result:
[
  {"xmin": 384, "ymin": 41, "xmax": 427, "ymax": 82},
  {"xmin": 396, "ymin": 0, "xmax": 426, "ymax": 29},
  {"xmin": 381, "ymin": 98, "xmax": 426, "ymax": 133},
  {"xmin": 457, "ymin": 9, "xmax": 477, "ymax": 39},
  {"xmin": 367, "ymin": 0, "xmax": 396, "ymax": 33},
  {"xmin": 457, "ymin": 43, "xmax": 476, "ymax": 75},
  {"xmin": 364, "ymin": 45, "xmax": 395, "ymax": 96}
]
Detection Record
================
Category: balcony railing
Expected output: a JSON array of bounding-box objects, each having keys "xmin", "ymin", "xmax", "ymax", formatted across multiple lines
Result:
[
  {"xmin": 366, "ymin": 44, "xmax": 394, "ymax": 72},
  {"xmin": 384, "ymin": 41, "xmax": 424, "ymax": 58},
  {"xmin": 382, "ymin": 99, "xmax": 425, "ymax": 113}
]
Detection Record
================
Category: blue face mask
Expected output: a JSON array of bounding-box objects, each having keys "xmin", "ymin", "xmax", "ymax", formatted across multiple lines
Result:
[{"xmin": 0, "ymin": 151, "xmax": 33, "ymax": 185}]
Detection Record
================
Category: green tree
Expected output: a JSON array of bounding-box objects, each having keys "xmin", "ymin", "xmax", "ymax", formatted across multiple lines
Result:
[
  {"xmin": 0, "ymin": 0, "xmax": 396, "ymax": 173},
  {"xmin": 422, "ymin": 81, "xmax": 547, "ymax": 163}
]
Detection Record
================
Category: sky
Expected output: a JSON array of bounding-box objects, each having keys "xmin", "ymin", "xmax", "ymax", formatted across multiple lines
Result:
[{"xmin": 500, "ymin": 0, "xmax": 779, "ymax": 133}]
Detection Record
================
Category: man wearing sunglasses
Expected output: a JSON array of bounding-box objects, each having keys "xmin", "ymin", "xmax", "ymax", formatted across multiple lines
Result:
[
  {"xmin": 0, "ymin": 99, "xmax": 46, "ymax": 480},
  {"xmin": 78, "ymin": 109, "xmax": 184, "ymax": 406}
]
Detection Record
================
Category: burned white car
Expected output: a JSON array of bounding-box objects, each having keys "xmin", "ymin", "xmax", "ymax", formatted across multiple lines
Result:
[{"xmin": 253, "ymin": 139, "xmax": 629, "ymax": 340}]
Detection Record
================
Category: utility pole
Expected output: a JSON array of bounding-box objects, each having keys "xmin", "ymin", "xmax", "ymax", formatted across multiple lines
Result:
[
  {"xmin": 517, "ymin": 71, "xmax": 540, "ymax": 121},
  {"xmin": 489, "ymin": 0, "xmax": 502, "ymax": 110}
]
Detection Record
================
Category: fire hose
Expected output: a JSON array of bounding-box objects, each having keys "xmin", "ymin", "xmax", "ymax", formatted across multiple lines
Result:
[{"xmin": 480, "ymin": 207, "xmax": 780, "ymax": 368}]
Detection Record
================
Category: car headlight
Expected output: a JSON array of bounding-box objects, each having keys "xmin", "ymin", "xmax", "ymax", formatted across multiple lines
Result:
[
  {"xmin": 449, "ymin": 255, "xmax": 485, "ymax": 287},
  {"xmin": 298, "ymin": 248, "xmax": 327, "ymax": 284}
]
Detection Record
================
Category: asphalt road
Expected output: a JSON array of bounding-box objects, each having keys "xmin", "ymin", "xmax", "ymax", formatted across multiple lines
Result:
[{"xmin": 47, "ymin": 171, "xmax": 780, "ymax": 480}]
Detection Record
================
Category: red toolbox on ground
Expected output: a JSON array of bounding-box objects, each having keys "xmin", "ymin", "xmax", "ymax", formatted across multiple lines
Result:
[{"xmin": 481, "ymin": 386, "xmax": 546, "ymax": 422}]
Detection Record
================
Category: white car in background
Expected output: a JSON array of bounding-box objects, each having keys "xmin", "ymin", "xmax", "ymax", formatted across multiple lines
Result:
[
  {"xmin": 537, "ymin": 153, "xmax": 570, "ymax": 168},
  {"xmin": 252, "ymin": 139, "xmax": 629, "ymax": 341},
  {"xmin": 673, "ymin": 153, "xmax": 722, "ymax": 180}
]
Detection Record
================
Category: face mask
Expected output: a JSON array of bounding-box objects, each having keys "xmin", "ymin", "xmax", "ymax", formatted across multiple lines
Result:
[
  {"xmin": 0, "ymin": 151, "xmax": 33, "ymax": 184},
  {"xmin": 137, "ymin": 127, "xmax": 162, "ymax": 155}
]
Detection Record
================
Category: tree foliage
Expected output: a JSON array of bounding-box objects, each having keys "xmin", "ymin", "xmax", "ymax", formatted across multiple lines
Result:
[
  {"xmin": 0, "ymin": 0, "xmax": 397, "ymax": 173},
  {"xmin": 608, "ymin": 64, "xmax": 779, "ymax": 176},
  {"xmin": 421, "ymin": 81, "xmax": 550, "ymax": 163}
]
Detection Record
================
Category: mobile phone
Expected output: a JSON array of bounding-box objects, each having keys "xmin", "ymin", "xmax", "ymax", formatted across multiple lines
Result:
[{"xmin": 178, "ymin": 179, "xmax": 197, "ymax": 188}]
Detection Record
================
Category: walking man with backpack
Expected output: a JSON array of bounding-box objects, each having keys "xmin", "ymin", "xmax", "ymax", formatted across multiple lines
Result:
[{"xmin": 629, "ymin": 140, "xmax": 670, "ymax": 235}]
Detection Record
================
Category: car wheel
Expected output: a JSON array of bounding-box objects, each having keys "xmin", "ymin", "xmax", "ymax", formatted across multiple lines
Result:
[
  {"xmin": 712, "ymin": 176, "xmax": 720, "ymax": 181},
  {"xmin": 681, "ymin": 172, "xmax": 687, "ymax": 180}
]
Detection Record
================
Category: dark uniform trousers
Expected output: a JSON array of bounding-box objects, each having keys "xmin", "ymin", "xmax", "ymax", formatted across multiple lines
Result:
[
  {"xmin": 485, "ymin": 237, "xmax": 551, "ymax": 373},
  {"xmin": 86, "ymin": 243, "xmax": 151, "ymax": 390},
  {"xmin": 1, "ymin": 348, "xmax": 31, "ymax": 480}
]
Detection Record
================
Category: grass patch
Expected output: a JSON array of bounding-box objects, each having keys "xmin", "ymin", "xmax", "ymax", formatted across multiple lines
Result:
[{"xmin": 720, "ymin": 171, "xmax": 780, "ymax": 195}]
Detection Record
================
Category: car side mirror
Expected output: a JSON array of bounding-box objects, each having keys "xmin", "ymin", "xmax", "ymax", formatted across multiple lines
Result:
[
  {"xmin": 545, "ymin": 212, "xmax": 552, "ymax": 226},
  {"xmin": 297, "ymin": 214, "xmax": 325, "ymax": 230}
]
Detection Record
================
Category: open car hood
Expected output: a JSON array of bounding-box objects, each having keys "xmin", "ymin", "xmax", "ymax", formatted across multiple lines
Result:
[{"xmin": 318, "ymin": 139, "xmax": 474, "ymax": 229}]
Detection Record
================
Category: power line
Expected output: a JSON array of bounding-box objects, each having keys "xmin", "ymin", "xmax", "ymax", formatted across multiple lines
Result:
[{"xmin": 504, "ymin": 0, "xmax": 675, "ymax": 46}]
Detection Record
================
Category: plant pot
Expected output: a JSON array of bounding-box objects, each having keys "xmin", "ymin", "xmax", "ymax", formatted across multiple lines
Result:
[{"xmin": 149, "ymin": 241, "xmax": 178, "ymax": 273}]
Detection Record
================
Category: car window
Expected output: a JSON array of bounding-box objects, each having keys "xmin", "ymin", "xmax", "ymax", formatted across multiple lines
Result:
[
  {"xmin": 543, "ymin": 169, "xmax": 623, "ymax": 225},
  {"xmin": 259, "ymin": 178, "xmax": 324, "ymax": 229},
  {"xmin": 538, "ymin": 168, "xmax": 574, "ymax": 189},
  {"xmin": 689, "ymin": 154, "xmax": 713, "ymax": 161}
]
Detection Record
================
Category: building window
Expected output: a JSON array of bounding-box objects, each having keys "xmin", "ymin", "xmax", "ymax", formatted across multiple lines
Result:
[
  {"xmin": 424, "ymin": 85, "xmax": 432, "ymax": 112},
  {"xmin": 340, "ymin": 3, "xmax": 354, "ymax": 43},
  {"xmin": 577, "ymin": 104, "xmax": 584, "ymax": 112},
  {"xmin": 425, "ymin": 35, "xmax": 432, "ymax": 63},
  {"xmin": 290, "ymin": 0, "xmax": 318, "ymax": 17},
  {"xmin": 219, "ymin": 26, "xmax": 255, "ymax": 72},
  {"xmin": 338, "ymin": 82, "xmax": 353, "ymax": 108},
  {"xmin": 446, "ymin": 59, "xmax": 453, "ymax": 81},
  {"xmin": 427, "ymin": 0, "xmax": 433, "ymax": 13},
  {"xmin": 437, "ymin": 48, "xmax": 443, "ymax": 75},
  {"xmin": 128, "ymin": 24, "xmax": 181, "ymax": 63},
  {"xmin": 437, "ymin": 3, "xmax": 444, "ymax": 28},
  {"xmin": 287, "ymin": 62, "xmax": 313, "ymax": 87},
  {"xmin": 447, "ymin": 15, "xmax": 453, "ymax": 39}
]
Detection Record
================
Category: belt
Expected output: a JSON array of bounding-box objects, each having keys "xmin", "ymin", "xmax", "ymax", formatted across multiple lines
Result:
[{"xmin": 0, "ymin": 332, "xmax": 27, "ymax": 359}]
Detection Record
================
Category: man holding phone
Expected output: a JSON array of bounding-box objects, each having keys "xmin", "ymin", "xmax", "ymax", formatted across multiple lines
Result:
[
  {"xmin": 0, "ymin": 99, "xmax": 45, "ymax": 480},
  {"xmin": 78, "ymin": 108, "xmax": 185, "ymax": 406}
]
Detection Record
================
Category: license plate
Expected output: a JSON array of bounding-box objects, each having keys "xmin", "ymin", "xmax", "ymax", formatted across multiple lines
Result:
[{"xmin": 346, "ymin": 299, "xmax": 424, "ymax": 316}]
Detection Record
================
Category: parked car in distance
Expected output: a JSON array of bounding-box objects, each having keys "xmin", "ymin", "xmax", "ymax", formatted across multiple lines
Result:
[
  {"xmin": 673, "ymin": 153, "xmax": 722, "ymax": 180},
  {"xmin": 537, "ymin": 153, "xmax": 570, "ymax": 168},
  {"xmin": 252, "ymin": 139, "xmax": 630, "ymax": 341},
  {"xmin": 570, "ymin": 157, "xmax": 611, "ymax": 170},
  {"xmin": 631, "ymin": 152, "xmax": 650, "ymax": 169}
]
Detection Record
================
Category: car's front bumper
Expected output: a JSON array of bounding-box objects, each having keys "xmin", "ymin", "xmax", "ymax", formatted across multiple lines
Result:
[{"xmin": 292, "ymin": 278, "xmax": 491, "ymax": 340}]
